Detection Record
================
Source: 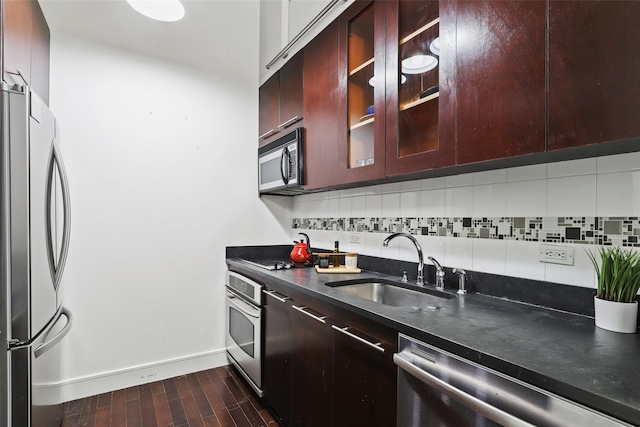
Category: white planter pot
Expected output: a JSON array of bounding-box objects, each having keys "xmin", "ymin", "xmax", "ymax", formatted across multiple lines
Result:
[{"xmin": 594, "ymin": 297, "xmax": 638, "ymax": 334}]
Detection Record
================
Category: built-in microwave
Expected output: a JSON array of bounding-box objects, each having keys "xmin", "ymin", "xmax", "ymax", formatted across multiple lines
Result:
[{"xmin": 258, "ymin": 127, "xmax": 304, "ymax": 195}]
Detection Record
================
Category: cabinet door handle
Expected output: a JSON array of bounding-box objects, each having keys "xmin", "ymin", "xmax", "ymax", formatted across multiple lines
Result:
[
  {"xmin": 277, "ymin": 116, "xmax": 301, "ymax": 129},
  {"xmin": 292, "ymin": 305, "xmax": 327, "ymax": 324},
  {"xmin": 263, "ymin": 289, "xmax": 289, "ymax": 303},
  {"xmin": 259, "ymin": 128, "xmax": 277, "ymax": 139},
  {"xmin": 331, "ymin": 325, "xmax": 385, "ymax": 353}
]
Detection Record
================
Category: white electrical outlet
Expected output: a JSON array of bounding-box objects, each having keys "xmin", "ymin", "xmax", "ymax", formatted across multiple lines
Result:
[
  {"xmin": 539, "ymin": 244, "xmax": 574, "ymax": 266},
  {"xmin": 350, "ymin": 234, "xmax": 361, "ymax": 244}
]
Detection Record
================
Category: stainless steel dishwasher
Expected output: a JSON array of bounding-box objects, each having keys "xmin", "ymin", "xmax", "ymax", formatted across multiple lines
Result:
[{"xmin": 394, "ymin": 333, "xmax": 632, "ymax": 427}]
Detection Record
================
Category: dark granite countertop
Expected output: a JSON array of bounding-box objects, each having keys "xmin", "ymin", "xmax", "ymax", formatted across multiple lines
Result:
[{"xmin": 226, "ymin": 253, "xmax": 640, "ymax": 426}]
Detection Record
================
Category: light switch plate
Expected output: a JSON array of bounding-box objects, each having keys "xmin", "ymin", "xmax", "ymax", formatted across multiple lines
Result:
[{"xmin": 539, "ymin": 244, "xmax": 574, "ymax": 265}]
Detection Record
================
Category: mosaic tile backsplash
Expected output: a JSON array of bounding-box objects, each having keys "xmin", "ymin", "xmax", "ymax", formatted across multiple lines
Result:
[{"xmin": 293, "ymin": 217, "xmax": 640, "ymax": 247}]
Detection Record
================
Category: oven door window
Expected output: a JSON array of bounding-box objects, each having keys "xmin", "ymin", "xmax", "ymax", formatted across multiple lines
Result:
[{"xmin": 229, "ymin": 306, "xmax": 255, "ymax": 358}]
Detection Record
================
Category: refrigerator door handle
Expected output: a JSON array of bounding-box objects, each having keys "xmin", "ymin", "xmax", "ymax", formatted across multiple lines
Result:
[
  {"xmin": 45, "ymin": 137, "xmax": 71, "ymax": 291},
  {"xmin": 34, "ymin": 307, "xmax": 72, "ymax": 359}
]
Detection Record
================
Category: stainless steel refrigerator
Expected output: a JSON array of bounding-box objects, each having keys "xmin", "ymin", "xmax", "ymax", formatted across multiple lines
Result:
[{"xmin": 1, "ymin": 83, "xmax": 73, "ymax": 427}]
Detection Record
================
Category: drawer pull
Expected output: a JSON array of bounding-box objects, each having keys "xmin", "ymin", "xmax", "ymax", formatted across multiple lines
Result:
[
  {"xmin": 332, "ymin": 325, "xmax": 385, "ymax": 353},
  {"xmin": 263, "ymin": 289, "xmax": 289, "ymax": 303},
  {"xmin": 292, "ymin": 305, "xmax": 327, "ymax": 324}
]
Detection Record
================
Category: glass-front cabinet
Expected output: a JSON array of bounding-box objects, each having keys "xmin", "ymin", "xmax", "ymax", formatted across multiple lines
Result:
[
  {"xmin": 385, "ymin": 0, "xmax": 454, "ymax": 176},
  {"xmin": 337, "ymin": 0, "xmax": 454, "ymax": 184},
  {"xmin": 347, "ymin": 4, "xmax": 375, "ymax": 169},
  {"xmin": 396, "ymin": 1, "xmax": 439, "ymax": 156},
  {"xmin": 338, "ymin": 0, "xmax": 386, "ymax": 184}
]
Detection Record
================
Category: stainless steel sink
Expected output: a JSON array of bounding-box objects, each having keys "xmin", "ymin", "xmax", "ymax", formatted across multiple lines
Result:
[{"xmin": 327, "ymin": 279, "xmax": 454, "ymax": 308}]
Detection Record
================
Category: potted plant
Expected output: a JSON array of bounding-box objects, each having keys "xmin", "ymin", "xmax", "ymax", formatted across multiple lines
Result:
[{"xmin": 587, "ymin": 246, "xmax": 640, "ymax": 333}]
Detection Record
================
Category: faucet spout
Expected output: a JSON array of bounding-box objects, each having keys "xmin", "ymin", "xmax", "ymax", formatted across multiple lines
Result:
[{"xmin": 383, "ymin": 233, "xmax": 424, "ymax": 286}]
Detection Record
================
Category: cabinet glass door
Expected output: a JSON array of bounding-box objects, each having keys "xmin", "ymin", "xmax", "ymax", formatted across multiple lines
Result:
[
  {"xmin": 347, "ymin": 3, "xmax": 375, "ymax": 169},
  {"xmin": 397, "ymin": 1, "xmax": 439, "ymax": 156},
  {"xmin": 385, "ymin": 0, "xmax": 454, "ymax": 177},
  {"xmin": 339, "ymin": 0, "xmax": 385, "ymax": 184}
]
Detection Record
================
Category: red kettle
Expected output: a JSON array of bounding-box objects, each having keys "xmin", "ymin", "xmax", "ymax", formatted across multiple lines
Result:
[{"xmin": 290, "ymin": 233, "xmax": 313, "ymax": 265}]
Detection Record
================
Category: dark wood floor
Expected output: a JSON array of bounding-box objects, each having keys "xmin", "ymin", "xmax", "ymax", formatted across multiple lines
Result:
[{"xmin": 61, "ymin": 365, "xmax": 280, "ymax": 427}]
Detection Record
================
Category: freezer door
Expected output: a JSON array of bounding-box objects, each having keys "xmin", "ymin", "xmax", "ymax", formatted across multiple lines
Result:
[
  {"xmin": 10, "ymin": 307, "xmax": 72, "ymax": 427},
  {"xmin": 31, "ymin": 307, "xmax": 72, "ymax": 427}
]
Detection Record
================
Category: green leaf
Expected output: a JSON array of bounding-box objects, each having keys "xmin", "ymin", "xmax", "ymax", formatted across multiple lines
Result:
[{"xmin": 587, "ymin": 246, "xmax": 640, "ymax": 303}]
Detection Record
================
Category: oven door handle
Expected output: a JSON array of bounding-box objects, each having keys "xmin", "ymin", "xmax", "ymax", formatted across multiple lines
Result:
[
  {"xmin": 393, "ymin": 352, "xmax": 536, "ymax": 427},
  {"xmin": 226, "ymin": 292, "xmax": 260, "ymax": 319}
]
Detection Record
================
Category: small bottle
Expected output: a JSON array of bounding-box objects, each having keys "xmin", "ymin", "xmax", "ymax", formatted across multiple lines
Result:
[{"xmin": 333, "ymin": 241, "xmax": 340, "ymax": 267}]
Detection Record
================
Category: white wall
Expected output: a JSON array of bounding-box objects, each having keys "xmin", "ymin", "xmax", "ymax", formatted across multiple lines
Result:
[
  {"xmin": 259, "ymin": 0, "xmax": 355, "ymax": 84},
  {"xmin": 48, "ymin": 20, "xmax": 292, "ymax": 400},
  {"xmin": 293, "ymin": 154, "xmax": 640, "ymax": 289}
]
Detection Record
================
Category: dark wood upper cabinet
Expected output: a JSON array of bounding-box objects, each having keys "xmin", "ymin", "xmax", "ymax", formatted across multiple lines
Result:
[
  {"xmin": 259, "ymin": 0, "xmax": 640, "ymax": 193},
  {"xmin": 454, "ymin": 0, "xmax": 546, "ymax": 165},
  {"xmin": 548, "ymin": 1, "xmax": 640, "ymax": 151},
  {"xmin": 337, "ymin": 0, "xmax": 386, "ymax": 184},
  {"xmin": 259, "ymin": 50, "xmax": 304, "ymax": 146},
  {"xmin": 258, "ymin": 73, "xmax": 280, "ymax": 144},
  {"xmin": 2, "ymin": 0, "xmax": 50, "ymax": 104},
  {"xmin": 278, "ymin": 51, "xmax": 304, "ymax": 132},
  {"xmin": 385, "ymin": 0, "xmax": 455, "ymax": 176},
  {"xmin": 302, "ymin": 20, "xmax": 341, "ymax": 190}
]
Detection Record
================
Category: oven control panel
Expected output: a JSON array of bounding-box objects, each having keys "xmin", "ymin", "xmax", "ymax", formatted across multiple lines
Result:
[{"xmin": 226, "ymin": 271, "xmax": 262, "ymax": 306}]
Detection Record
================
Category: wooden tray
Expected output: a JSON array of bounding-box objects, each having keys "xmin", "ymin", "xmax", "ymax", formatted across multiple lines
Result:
[{"xmin": 315, "ymin": 265, "xmax": 361, "ymax": 274}]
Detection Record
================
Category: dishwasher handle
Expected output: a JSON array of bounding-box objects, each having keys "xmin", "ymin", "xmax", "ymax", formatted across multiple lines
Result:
[{"xmin": 393, "ymin": 352, "xmax": 536, "ymax": 427}]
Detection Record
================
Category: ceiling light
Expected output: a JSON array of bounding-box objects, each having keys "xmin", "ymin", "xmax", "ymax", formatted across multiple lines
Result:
[
  {"xmin": 401, "ymin": 55, "xmax": 438, "ymax": 74},
  {"xmin": 127, "ymin": 0, "xmax": 185, "ymax": 22}
]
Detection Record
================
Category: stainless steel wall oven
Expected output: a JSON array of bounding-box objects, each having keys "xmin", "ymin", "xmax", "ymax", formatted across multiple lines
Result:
[{"xmin": 225, "ymin": 271, "xmax": 263, "ymax": 397}]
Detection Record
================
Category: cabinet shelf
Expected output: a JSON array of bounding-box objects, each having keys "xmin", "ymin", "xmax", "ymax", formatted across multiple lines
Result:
[
  {"xmin": 350, "ymin": 116, "xmax": 374, "ymax": 130},
  {"xmin": 400, "ymin": 91, "xmax": 439, "ymax": 112},
  {"xmin": 350, "ymin": 57, "xmax": 375, "ymax": 76},
  {"xmin": 400, "ymin": 17, "xmax": 439, "ymax": 45}
]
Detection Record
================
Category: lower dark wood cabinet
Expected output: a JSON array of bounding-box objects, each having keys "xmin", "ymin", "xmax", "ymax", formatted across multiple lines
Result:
[
  {"xmin": 331, "ymin": 307, "xmax": 398, "ymax": 427},
  {"xmin": 262, "ymin": 283, "xmax": 294, "ymax": 426},
  {"xmin": 291, "ymin": 292, "xmax": 334, "ymax": 427},
  {"xmin": 261, "ymin": 283, "xmax": 399, "ymax": 427}
]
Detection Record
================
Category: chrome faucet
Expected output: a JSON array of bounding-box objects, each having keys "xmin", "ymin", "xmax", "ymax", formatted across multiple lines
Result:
[
  {"xmin": 428, "ymin": 256, "xmax": 445, "ymax": 291},
  {"xmin": 382, "ymin": 232, "xmax": 424, "ymax": 286}
]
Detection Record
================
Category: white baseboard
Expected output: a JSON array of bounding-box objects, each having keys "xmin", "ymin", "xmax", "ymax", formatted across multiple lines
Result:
[{"xmin": 58, "ymin": 348, "xmax": 229, "ymax": 402}]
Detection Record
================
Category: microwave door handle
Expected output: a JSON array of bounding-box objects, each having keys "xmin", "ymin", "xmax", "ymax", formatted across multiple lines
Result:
[{"xmin": 280, "ymin": 147, "xmax": 290, "ymax": 185}]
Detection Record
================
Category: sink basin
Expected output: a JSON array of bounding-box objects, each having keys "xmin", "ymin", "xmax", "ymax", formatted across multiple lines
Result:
[{"xmin": 326, "ymin": 279, "xmax": 454, "ymax": 308}]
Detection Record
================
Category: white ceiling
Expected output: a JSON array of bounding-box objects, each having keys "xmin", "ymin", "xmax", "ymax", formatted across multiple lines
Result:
[{"xmin": 38, "ymin": 0, "xmax": 261, "ymax": 75}]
